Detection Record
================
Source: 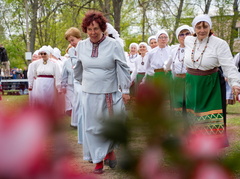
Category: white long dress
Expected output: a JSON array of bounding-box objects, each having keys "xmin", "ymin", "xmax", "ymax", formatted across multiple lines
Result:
[
  {"xmin": 68, "ymin": 46, "xmax": 83, "ymax": 142},
  {"xmin": 61, "ymin": 56, "xmax": 76, "ymax": 124},
  {"xmin": 32, "ymin": 58, "xmax": 61, "ymax": 107},
  {"xmin": 74, "ymin": 36, "xmax": 131, "ymax": 163},
  {"xmin": 27, "ymin": 60, "xmax": 38, "ymax": 106}
]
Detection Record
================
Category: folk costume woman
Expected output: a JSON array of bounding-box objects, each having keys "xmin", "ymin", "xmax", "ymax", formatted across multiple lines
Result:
[
  {"xmin": 28, "ymin": 50, "xmax": 41, "ymax": 106},
  {"xmin": 126, "ymin": 43, "xmax": 139, "ymax": 73},
  {"xmin": 31, "ymin": 46, "xmax": 61, "ymax": 107},
  {"xmin": 147, "ymin": 35, "xmax": 158, "ymax": 50},
  {"xmin": 144, "ymin": 30, "xmax": 171, "ymax": 83},
  {"xmin": 184, "ymin": 14, "xmax": 240, "ymax": 147},
  {"xmin": 164, "ymin": 25, "xmax": 192, "ymax": 115},
  {"xmin": 61, "ymin": 47, "xmax": 78, "ymax": 126},
  {"xmin": 74, "ymin": 11, "xmax": 131, "ymax": 174},
  {"xmin": 131, "ymin": 42, "xmax": 149, "ymax": 94},
  {"xmin": 64, "ymin": 27, "xmax": 83, "ymax": 140}
]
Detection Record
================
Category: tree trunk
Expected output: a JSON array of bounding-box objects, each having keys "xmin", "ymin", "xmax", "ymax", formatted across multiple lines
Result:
[
  {"xmin": 29, "ymin": 0, "xmax": 39, "ymax": 53},
  {"xmin": 172, "ymin": 0, "xmax": 184, "ymax": 44},
  {"xmin": 112, "ymin": 0, "xmax": 123, "ymax": 34},
  {"xmin": 204, "ymin": 0, "xmax": 212, "ymax": 14},
  {"xmin": 229, "ymin": 0, "xmax": 239, "ymax": 53}
]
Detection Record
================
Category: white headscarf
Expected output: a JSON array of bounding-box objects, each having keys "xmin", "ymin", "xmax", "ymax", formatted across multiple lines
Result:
[
  {"xmin": 106, "ymin": 23, "xmax": 120, "ymax": 39},
  {"xmin": 129, "ymin": 43, "xmax": 139, "ymax": 51},
  {"xmin": 33, "ymin": 50, "xmax": 39, "ymax": 55},
  {"xmin": 155, "ymin": 30, "xmax": 169, "ymax": 39},
  {"xmin": 147, "ymin": 36, "xmax": 157, "ymax": 45},
  {"xmin": 106, "ymin": 22, "xmax": 124, "ymax": 47},
  {"xmin": 175, "ymin": 25, "xmax": 192, "ymax": 37},
  {"xmin": 192, "ymin": 14, "xmax": 212, "ymax": 29},
  {"xmin": 53, "ymin": 47, "xmax": 61, "ymax": 59},
  {"xmin": 139, "ymin": 42, "xmax": 148, "ymax": 48},
  {"xmin": 39, "ymin": 46, "xmax": 50, "ymax": 55},
  {"xmin": 139, "ymin": 42, "xmax": 150, "ymax": 52},
  {"xmin": 47, "ymin": 45, "xmax": 54, "ymax": 54}
]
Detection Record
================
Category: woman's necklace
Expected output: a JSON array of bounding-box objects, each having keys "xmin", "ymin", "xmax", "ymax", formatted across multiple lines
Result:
[
  {"xmin": 141, "ymin": 56, "xmax": 144, "ymax": 65},
  {"xmin": 173, "ymin": 46, "xmax": 184, "ymax": 73},
  {"xmin": 43, "ymin": 60, "xmax": 47, "ymax": 65},
  {"xmin": 191, "ymin": 37, "xmax": 209, "ymax": 63}
]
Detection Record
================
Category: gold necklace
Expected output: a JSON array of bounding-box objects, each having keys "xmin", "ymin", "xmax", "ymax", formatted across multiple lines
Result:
[{"xmin": 43, "ymin": 60, "xmax": 47, "ymax": 65}]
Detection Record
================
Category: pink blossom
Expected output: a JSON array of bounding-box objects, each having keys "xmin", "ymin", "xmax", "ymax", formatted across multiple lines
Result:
[
  {"xmin": 193, "ymin": 162, "xmax": 232, "ymax": 179},
  {"xmin": 183, "ymin": 133, "xmax": 223, "ymax": 159}
]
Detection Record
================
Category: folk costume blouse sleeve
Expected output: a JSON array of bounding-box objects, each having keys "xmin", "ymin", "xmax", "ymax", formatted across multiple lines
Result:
[
  {"xmin": 27, "ymin": 60, "xmax": 37, "ymax": 89},
  {"xmin": 114, "ymin": 40, "xmax": 131, "ymax": 94},
  {"xmin": 61, "ymin": 59, "xmax": 69, "ymax": 88}
]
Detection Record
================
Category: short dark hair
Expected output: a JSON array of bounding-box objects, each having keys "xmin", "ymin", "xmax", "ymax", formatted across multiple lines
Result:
[{"xmin": 81, "ymin": 10, "xmax": 107, "ymax": 33}]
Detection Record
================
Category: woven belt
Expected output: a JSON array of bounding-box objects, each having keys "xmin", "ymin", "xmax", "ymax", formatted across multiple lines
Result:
[
  {"xmin": 175, "ymin": 73, "xmax": 186, "ymax": 78},
  {"xmin": 37, "ymin": 75, "xmax": 54, "ymax": 78},
  {"xmin": 186, "ymin": 67, "xmax": 218, "ymax": 76},
  {"xmin": 138, "ymin": 72, "xmax": 145, "ymax": 75},
  {"xmin": 154, "ymin": 68, "xmax": 164, "ymax": 72}
]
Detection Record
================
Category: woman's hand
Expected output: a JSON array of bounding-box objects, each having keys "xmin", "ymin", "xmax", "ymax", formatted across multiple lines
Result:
[
  {"xmin": 122, "ymin": 94, "xmax": 130, "ymax": 104},
  {"xmin": 232, "ymin": 86, "xmax": 240, "ymax": 102}
]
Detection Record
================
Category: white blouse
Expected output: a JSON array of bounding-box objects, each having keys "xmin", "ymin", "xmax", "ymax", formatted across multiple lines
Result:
[
  {"xmin": 145, "ymin": 46, "xmax": 171, "ymax": 76},
  {"xmin": 74, "ymin": 36, "xmax": 131, "ymax": 94},
  {"xmin": 126, "ymin": 53, "xmax": 139, "ymax": 72},
  {"xmin": 131, "ymin": 53, "xmax": 149, "ymax": 82},
  {"xmin": 184, "ymin": 35, "xmax": 240, "ymax": 87},
  {"xmin": 164, "ymin": 44, "xmax": 187, "ymax": 74}
]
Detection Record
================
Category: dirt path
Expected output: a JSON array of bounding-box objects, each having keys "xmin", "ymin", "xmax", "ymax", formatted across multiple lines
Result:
[
  {"xmin": 64, "ymin": 110, "xmax": 240, "ymax": 179},
  {"xmin": 64, "ymin": 118, "xmax": 134, "ymax": 179}
]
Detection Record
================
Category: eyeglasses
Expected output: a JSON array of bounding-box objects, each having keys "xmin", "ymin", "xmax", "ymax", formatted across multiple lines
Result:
[
  {"xmin": 40, "ymin": 53, "xmax": 47, "ymax": 55},
  {"xmin": 179, "ymin": 32, "xmax": 191, "ymax": 37},
  {"xmin": 158, "ymin": 36, "xmax": 168, "ymax": 39}
]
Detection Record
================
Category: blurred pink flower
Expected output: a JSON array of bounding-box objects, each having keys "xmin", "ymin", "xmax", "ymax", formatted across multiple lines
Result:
[
  {"xmin": 0, "ymin": 106, "xmax": 97, "ymax": 179},
  {"xmin": 193, "ymin": 162, "xmax": 232, "ymax": 179},
  {"xmin": 183, "ymin": 133, "xmax": 223, "ymax": 159},
  {"xmin": 138, "ymin": 147, "xmax": 163, "ymax": 178},
  {"xmin": 0, "ymin": 108, "xmax": 49, "ymax": 178}
]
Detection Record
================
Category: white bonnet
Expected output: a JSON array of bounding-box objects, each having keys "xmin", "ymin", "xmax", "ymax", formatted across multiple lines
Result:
[
  {"xmin": 47, "ymin": 45, "xmax": 54, "ymax": 54},
  {"xmin": 175, "ymin": 25, "xmax": 192, "ymax": 37},
  {"xmin": 39, "ymin": 46, "xmax": 50, "ymax": 55},
  {"xmin": 155, "ymin": 30, "xmax": 169, "ymax": 39},
  {"xmin": 53, "ymin": 47, "xmax": 61, "ymax": 59},
  {"xmin": 129, "ymin": 43, "xmax": 139, "ymax": 50},
  {"xmin": 147, "ymin": 35, "xmax": 157, "ymax": 45},
  {"xmin": 33, "ymin": 50, "xmax": 39, "ymax": 55},
  {"xmin": 139, "ymin": 42, "xmax": 148, "ymax": 48},
  {"xmin": 106, "ymin": 23, "xmax": 125, "ymax": 47},
  {"xmin": 106, "ymin": 23, "xmax": 120, "ymax": 39},
  {"xmin": 192, "ymin": 14, "xmax": 212, "ymax": 29}
]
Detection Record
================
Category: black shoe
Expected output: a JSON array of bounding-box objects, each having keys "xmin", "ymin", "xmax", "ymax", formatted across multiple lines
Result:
[
  {"xmin": 104, "ymin": 159, "xmax": 109, "ymax": 166},
  {"xmin": 109, "ymin": 159, "xmax": 117, "ymax": 168}
]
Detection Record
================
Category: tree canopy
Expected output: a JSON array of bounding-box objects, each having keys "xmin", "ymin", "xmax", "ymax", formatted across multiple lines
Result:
[{"xmin": 0, "ymin": 0, "xmax": 239, "ymax": 68}]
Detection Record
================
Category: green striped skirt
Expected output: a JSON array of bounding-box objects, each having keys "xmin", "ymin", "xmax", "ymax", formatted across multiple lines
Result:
[{"xmin": 185, "ymin": 71, "xmax": 228, "ymax": 146}]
